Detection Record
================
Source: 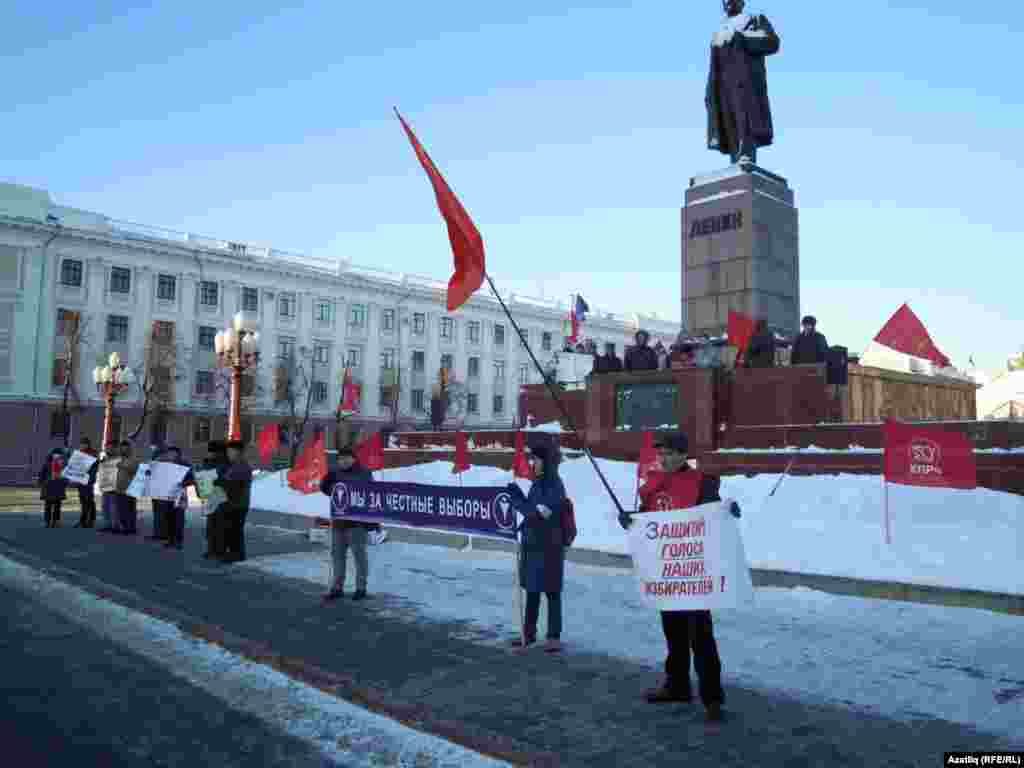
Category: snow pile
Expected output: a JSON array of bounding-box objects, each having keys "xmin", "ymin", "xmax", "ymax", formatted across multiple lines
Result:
[
  {"xmin": 523, "ymin": 421, "xmax": 565, "ymax": 434},
  {"xmin": 249, "ymin": 459, "xmax": 1024, "ymax": 595}
]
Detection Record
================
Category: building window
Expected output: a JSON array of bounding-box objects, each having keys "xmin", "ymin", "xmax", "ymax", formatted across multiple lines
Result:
[
  {"xmin": 520, "ymin": 364, "xmax": 530, "ymax": 385},
  {"xmin": 411, "ymin": 388, "xmax": 425, "ymax": 412},
  {"xmin": 468, "ymin": 357, "xmax": 480, "ymax": 378},
  {"xmin": 379, "ymin": 387, "xmax": 391, "ymax": 408},
  {"xmin": 195, "ymin": 371, "xmax": 215, "ymax": 395},
  {"xmin": 157, "ymin": 274, "xmax": 176, "ymax": 302},
  {"xmin": 57, "ymin": 309, "xmax": 79, "ymax": 336},
  {"xmin": 313, "ymin": 345, "xmax": 330, "ymax": 364},
  {"xmin": 110, "ymin": 266, "xmax": 131, "ymax": 294},
  {"xmin": 279, "ymin": 293, "xmax": 295, "ymax": 318},
  {"xmin": 193, "ymin": 416, "xmax": 211, "ymax": 444},
  {"xmin": 348, "ymin": 304, "xmax": 366, "ymax": 328},
  {"xmin": 200, "ymin": 280, "xmax": 219, "ymax": 307},
  {"xmin": 494, "ymin": 361, "xmax": 506, "ymax": 380},
  {"xmin": 346, "ymin": 348, "xmax": 361, "ymax": 368},
  {"xmin": 49, "ymin": 410, "xmax": 67, "ymax": 438},
  {"xmin": 106, "ymin": 315, "xmax": 129, "ymax": 343},
  {"xmin": 440, "ymin": 317, "xmax": 454, "ymax": 340},
  {"xmin": 52, "ymin": 357, "xmax": 68, "ymax": 388},
  {"xmin": 494, "ymin": 324, "xmax": 505, "ymax": 347},
  {"xmin": 150, "ymin": 366, "xmax": 172, "ymax": 400},
  {"xmin": 312, "ymin": 381, "xmax": 328, "ymax": 404},
  {"xmin": 240, "ymin": 374, "xmax": 256, "ymax": 398},
  {"xmin": 412, "ymin": 313, "xmax": 426, "ymax": 335},
  {"xmin": 242, "ymin": 287, "xmax": 259, "ymax": 313},
  {"xmin": 198, "ymin": 326, "xmax": 217, "ymax": 351},
  {"xmin": 542, "ymin": 332, "xmax": 552, "ymax": 352},
  {"xmin": 315, "ymin": 300, "xmax": 332, "ymax": 324},
  {"xmin": 60, "ymin": 259, "xmax": 83, "ymax": 287},
  {"xmin": 467, "ymin": 393, "xmax": 479, "ymax": 414},
  {"xmin": 493, "ymin": 395, "xmax": 505, "ymax": 415},
  {"xmin": 381, "ymin": 349, "xmax": 396, "ymax": 370},
  {"xmin": 605, "ymin": 342, "xmax": 617, "ymax": 357},
  {"xmin": 152, "ymin": 320, "xmax": 175, "ymax": 344},
  {"xmin": 382, "ymin": 309, "xmax": 395, "ymax": 332},
  {"xmin": 412, "ymin": 350, "xmax": 425, "ymax": 372},
  {"xmin": 278, "ymin": 338, "xmax": 295, "ymax": 360},
  {"xmin": 467, "ymin": 321, "xmax": 481, "ymax": 344},
  {"xmin": 441, "ymin": 353, "xmax": 454, "ymax": 371}
]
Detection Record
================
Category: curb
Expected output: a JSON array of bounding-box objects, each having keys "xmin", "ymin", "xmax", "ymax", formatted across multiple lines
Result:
[{"xmin": 249, "ymin": 508, "xmax": 1024, "ymax": 617}]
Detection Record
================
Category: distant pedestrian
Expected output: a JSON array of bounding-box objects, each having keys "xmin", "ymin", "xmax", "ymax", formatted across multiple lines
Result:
[
  {"xmin": 147, "ymin": 446, "xmax": 171, "ymax": 542},
  {"xmin": 162, "ymin": 446, "xmax": 194, "ymax": 551},
  {"xmin": 114, "ymin": 440, "xmax": 140, "ymax": 534},
  {"xmin": 96, "ymin": 443, "xmax": 121, "ymax": 533},
  {"xmin": 790, "ymin": 315, "xmax": 829, "ymax": 365},
  {"xmin": 320, "ymin": 432, "xmax": 374, "ymax": 602},
  {"xmin": 202, "ymin": 441, "xmax": 230, "ymax": 559},
  {"xmin": 625, "ymin": 330, "xmax": 659, "ymax": 372},
  {"xmin": 506, "ymin": 433, "xmax": 568, "ymax": 653},
  {"xmin": 38, "ymin": 447, "xmax": 69, "ymax": 528},
  {"xmin": 214, "ymin": 440, "xmax": 253, "ymax": 563},
  {"xmin": 74, "ymin": 436, "xmax": 99, "ymax": 528}
]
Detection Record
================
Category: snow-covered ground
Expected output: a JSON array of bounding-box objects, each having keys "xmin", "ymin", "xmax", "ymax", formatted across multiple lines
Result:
[
  {"xmin": 251, "ymin": 459, "xmax": 1024, "ymax": 595},
  {"xmin": 242, "ymin": 542, "xmax": 1024, "ymax": 741},
  {"xmin": 0, "ymin": 553, "xmax": 512, "ymax": 768}
]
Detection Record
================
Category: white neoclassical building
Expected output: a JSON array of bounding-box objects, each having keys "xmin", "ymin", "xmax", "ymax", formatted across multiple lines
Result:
[{"xmin": 0, "ymin": 182, "xmax": 679, "ymax": 480}]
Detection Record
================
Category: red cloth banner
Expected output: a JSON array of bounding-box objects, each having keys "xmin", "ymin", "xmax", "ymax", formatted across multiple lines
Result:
[
  {"xmin": 257, "ymin": 424, "xmax": 280, "ymax": 465},
  {"xmin": 452, "ymin": 431, "xmax": 470, "ymax": 475},
  {"xmin": 288, "ymin": 431, "xmax": 327, "ymax": 494},
  {"xmin": 396, "ymin": 109, "xmax": 486, "ymax": 312},
  {"xmin": 339, "ymin": 368, "xmax": 360, "ymax": 415},
  {"xmin": 873, "ymin": 304, "xmax": 952, "ymax": 368},
  {"xmin": 637, "ymin": 431, "xmax": 660, "ymax": 487},
  {"xmin": 727, "ymin": 311, "xmax": 756, "ymax": 359},
  {"xmin": 882, "ymin": 419, "xmax": 976, "ymax": 490},
  {"xmin": 512, "ymin": 431, "xmax": 532, "ymax": 480},
  {"xmin": 355, "ymin": 432, "xmax": 385, "ymax": 472}
]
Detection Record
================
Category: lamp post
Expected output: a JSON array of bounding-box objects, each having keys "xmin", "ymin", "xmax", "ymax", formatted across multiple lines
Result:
[
  {"xmin": 215, "ymin": 312, "xmax": 260, "ymax": 441},
  {"xmin": 93, "ymin": 353, "xmax": 136, "ymax": 451}
]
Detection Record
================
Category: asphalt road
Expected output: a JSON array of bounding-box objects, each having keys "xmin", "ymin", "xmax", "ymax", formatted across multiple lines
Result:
[{"xmin": 0, "ymin": 582, "xmax": 334, "ymax": 768}]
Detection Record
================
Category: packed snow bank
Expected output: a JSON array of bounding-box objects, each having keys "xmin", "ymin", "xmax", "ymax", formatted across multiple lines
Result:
[
  {"xmin": 250, "ymin": 460, "xmax": 1024, "ymax": 595},
  {"xmin": 245, "ymin": 544, "xmax": 1024, "ymax": 742},
  {"xmin": 523, "ymin": 421, "xmax": 565, "ymax": 433}
]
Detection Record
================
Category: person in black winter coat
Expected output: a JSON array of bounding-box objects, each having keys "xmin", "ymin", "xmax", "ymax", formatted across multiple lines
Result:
[
  {"xmin": 162, "ymin": 446, "xmax": 195, "ymax": 550},
  {"xmin": 214, "ymin": 440, "xmax": 253, "ymax": 563},
  {"xmin": 593, "ymin": 345, "xmax": 624, "ymax": 374},
  {"xmin": 320, "ymin": 443, "xmax": 375, "ymax": 602},
  {"xmin": 74, "ymin": 436, "xmax": 99, "ymax": 528},
  {"xmin": 790, "ymin": 315, "xmax": 829, "ymax": 365},
  {"xmin": 625, "ymin": 330, "xmax": 659, "ymax": 372},
  {"xmin": 39, "ymin": 448, "xmax": 70, "ymax": 527},
  {"xmin": 745, "ymin": 319, "xmax": 776, "ymax": 369},
  {"xmin": 506, "ymin": 433, "xmax": 569, "ymax": 653}
]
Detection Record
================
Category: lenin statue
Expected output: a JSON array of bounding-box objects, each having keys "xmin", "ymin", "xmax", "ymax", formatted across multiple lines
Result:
[{"xmin": 706, "ymin": 0, "xmax": 780, "ymax": 165}]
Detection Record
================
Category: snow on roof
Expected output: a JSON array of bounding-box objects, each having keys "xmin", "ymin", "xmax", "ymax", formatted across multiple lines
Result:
[{"xmin": 687, "ymin": 189, "xmax": 748, "ymax": 207}]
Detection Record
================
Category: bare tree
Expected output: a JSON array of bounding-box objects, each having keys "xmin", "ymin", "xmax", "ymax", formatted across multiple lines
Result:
[
  {"xmin": 273, "ymin": 347, "xmax": 316, "ymax": 466},
  {"xmin": 55, "ymin": 310, "xmax": 93, "ymax": 448},
  {"xmin": 125, "ymin": 322, "xmax": 187, "ymax": 444}
]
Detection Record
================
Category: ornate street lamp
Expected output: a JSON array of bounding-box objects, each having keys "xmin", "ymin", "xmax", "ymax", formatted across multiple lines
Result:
[
  {"xmin": 215, "ymin": 312, "xmax": 260, "ymax": 441},
  {"xmin": 92, "ymin": 352, "xmax": 136, "ymax": 451}
]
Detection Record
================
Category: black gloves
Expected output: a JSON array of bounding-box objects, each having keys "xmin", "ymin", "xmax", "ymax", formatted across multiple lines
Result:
[
  {"xmin": 728, "ymin": 501, "xmax": 742, "ymax": 519},
  {"xmin": 506, "ymin": 483, "xmax": 526, "ymax": 502}
]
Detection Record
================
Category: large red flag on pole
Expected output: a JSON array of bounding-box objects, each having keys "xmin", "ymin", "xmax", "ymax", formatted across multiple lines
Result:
[
  {"xmin": 873, "ymin": 304, "xmax": 951, "ymax": 368},
  {"xmin": 512, "ymin": 431, "xmax": 532, "ymax": 480},
  {"xmin": 727, "ymin": 310, "xmax": 756, "ymax": 362},
  {"xmin": 452, "ymin": 431, "xmax": 471, "ymax": 475},
  {"xmin": 395, "ymin": 109, "xmax": 486, "ymax": 312},
  {"xmin": 257, "ymin": 424, "xmax": 280, "ymax": 465},
  {"xmin": 287, "ymin": 431, "xmax": 326, "ymax": 494},
  {"xmin": 354, "ymin": 431, "xmax": 385, "ymax": 472}
]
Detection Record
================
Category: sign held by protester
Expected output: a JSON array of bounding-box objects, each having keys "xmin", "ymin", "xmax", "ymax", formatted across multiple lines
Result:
[
  {"xmin": 329, "ymin": 479, "xmax": 517, "ymax": 541},
  {"xmin": 125, "ymin": 463, "xmax": 151, "ymax": 499},
  {"xmin": 628, "ymin": 501, "xmax": 753, "ymax": 611},
  {"xmin": 62, "ymin": 450, "xmax": 97, "ymax": 486},
  {"xmin": 147, "ymin": 462, "xmax": 190, "ymax": 500}
]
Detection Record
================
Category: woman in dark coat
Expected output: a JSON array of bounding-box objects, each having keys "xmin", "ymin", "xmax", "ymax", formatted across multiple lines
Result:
[
  {"xmin": 38, "ymin": 448, "xmax": 69, "ymax": 528},
  {"xmin": 506, "ymin": 434, "xmax": 569, "ymax": 653}
]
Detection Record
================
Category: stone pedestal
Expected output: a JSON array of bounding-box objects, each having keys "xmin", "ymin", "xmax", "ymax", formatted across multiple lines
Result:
[{"xmin": 681, "ymin": 164, "xmax": 799, "ymax": 336}]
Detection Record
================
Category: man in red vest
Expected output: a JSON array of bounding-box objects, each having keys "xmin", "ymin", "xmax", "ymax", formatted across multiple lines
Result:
[{"xmin": 633, "ymin": 432, "xmax": 728, "ymax": 722}]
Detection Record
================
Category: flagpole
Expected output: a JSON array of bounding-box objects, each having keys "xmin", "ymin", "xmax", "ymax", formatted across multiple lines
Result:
[{"xmin": 484, "ymin": 274, "xmax": 628, "ymax": 522}]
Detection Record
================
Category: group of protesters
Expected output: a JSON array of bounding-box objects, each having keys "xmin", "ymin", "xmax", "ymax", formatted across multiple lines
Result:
[{"xmin": 36, "ymin": 436, "xmax": 253, "ymax": 563}]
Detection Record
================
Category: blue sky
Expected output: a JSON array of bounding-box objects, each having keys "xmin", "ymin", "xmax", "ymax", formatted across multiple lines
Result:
[{"xmin": 3, "ymin": 1, "xmax": 1022, "ymax": 370}]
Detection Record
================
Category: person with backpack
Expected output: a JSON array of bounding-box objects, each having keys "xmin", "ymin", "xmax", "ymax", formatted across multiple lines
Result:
[
  {"xmin": 38, "ymin": 447, "xmax": 70, "ymax": 528},
  {"xmin": 505, "ymin": 433, "xmax": 570, "ymax": 653}
]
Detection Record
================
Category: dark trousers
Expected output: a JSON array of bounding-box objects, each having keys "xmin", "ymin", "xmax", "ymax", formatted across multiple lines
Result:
[
  {"xmin": 206, "ymin": 508, "xmax": 225, "ymax": 556},
  {"xmin": 77, "ymin": 486, "xmax": 97, "ymax": 527},
  {"xmin": 44, "ymin": 501, "xmax": 62, "ymax": 527},
  {"xmin": 524, "ymin": 591, "xmax": 562, "ymax": 641},
  {"xmin": 116, "ymin": 494, "xmax": 137, "ymax": 533},
  {"xmin": 660, "ymin": 610, "xmax": 724, "ymax": 705},
  {"xmin": 151, "ymin": 500, "xmax": 171, "ymax": 539},
  {"xmin": 168, "ymin": 506, "xmax": 186, "ymax": 546},
  {"xmin": 226, "ymin": 507, "xmax": 248, "ymax": 560}
]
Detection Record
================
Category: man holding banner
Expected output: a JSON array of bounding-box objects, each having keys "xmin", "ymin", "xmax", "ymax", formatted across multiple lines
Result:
[
  {"xmin": 630, "ymin": 432, "xmax": 743, "ymax": 723},
  {"xmin": 320, "ymin": 434, "xmax": 374, "ymax": 602}
]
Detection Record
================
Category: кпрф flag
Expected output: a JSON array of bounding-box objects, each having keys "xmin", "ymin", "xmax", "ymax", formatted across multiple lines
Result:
[
  {"xmin": 395, "ymin": 109, "xmax": 485, "ymax": 312},
  {"xmin": 873, "ymin": 304, "xmax": 951, "ymax": 369}
]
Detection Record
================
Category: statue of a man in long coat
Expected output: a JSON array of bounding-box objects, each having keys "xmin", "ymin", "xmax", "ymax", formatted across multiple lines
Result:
[{"xmin": 706, "ymin": 0, "xmax": 781, "ymax": 165}]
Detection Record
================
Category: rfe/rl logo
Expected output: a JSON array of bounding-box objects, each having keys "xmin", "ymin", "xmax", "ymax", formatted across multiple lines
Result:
[
  {"xmin": 331, "ymin": 483, "xmax": 350, "ymax": 515},
  {"xmin": 491, "ymin": 493, "xmax": 516, "ymax": 532},
  {"xmin": 909, "ymin": 439, "xmax": 943, "ymax": 476}
]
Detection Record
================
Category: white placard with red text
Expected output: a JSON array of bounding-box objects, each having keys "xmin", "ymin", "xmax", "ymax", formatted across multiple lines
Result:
[{"xmin": 627, "ymin": 501, "xmax": 754, "ymax": 611}]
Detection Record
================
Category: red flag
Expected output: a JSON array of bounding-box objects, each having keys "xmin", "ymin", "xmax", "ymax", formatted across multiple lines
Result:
[
  {"xmin": 339, "ymin": 368, "xmax": 360, "ymax": 415},
  {"xmin": 873, "ymin": 304, "xmax": 951, "ymax": 368},
  {"xmin": 355, "ymin": 432, "xmax": 384, "ymax": 471},
  {"xmin": 257, "ymin": 424, "xmax": 280, "ymax": 465},
  {"xmin": 512, "ymin": 431, "xmax": 532, "ymax": 480},
  {"xmin": 569, "ymin": 308, "xmax": 579, "ymax": 344},
  {"xmin": 395, "ymin": 109, "xmax": 486, "ymax": 312},
  {"xmin": 287, "ymin": 431, "xmax": 327, "ymax": 494},
  {"xmin": 452, "ymin": 431, "xmax": 470, "ymax": 475},
  {"xmin": 727, "ymin": 311, "xmax": 756, "ymax": 360},
  {"xmin": 637, "ymin": 432, "xmax": 660, "ymax": 487},
  {"xmin": 882, "ymin": 419, "xmax": 976, "ymax": 490}
]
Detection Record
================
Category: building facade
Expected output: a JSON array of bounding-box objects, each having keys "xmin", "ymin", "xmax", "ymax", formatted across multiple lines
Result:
[{"xmin": 0, "ymin": 183, "xmax": 678, "ymax": 483}]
